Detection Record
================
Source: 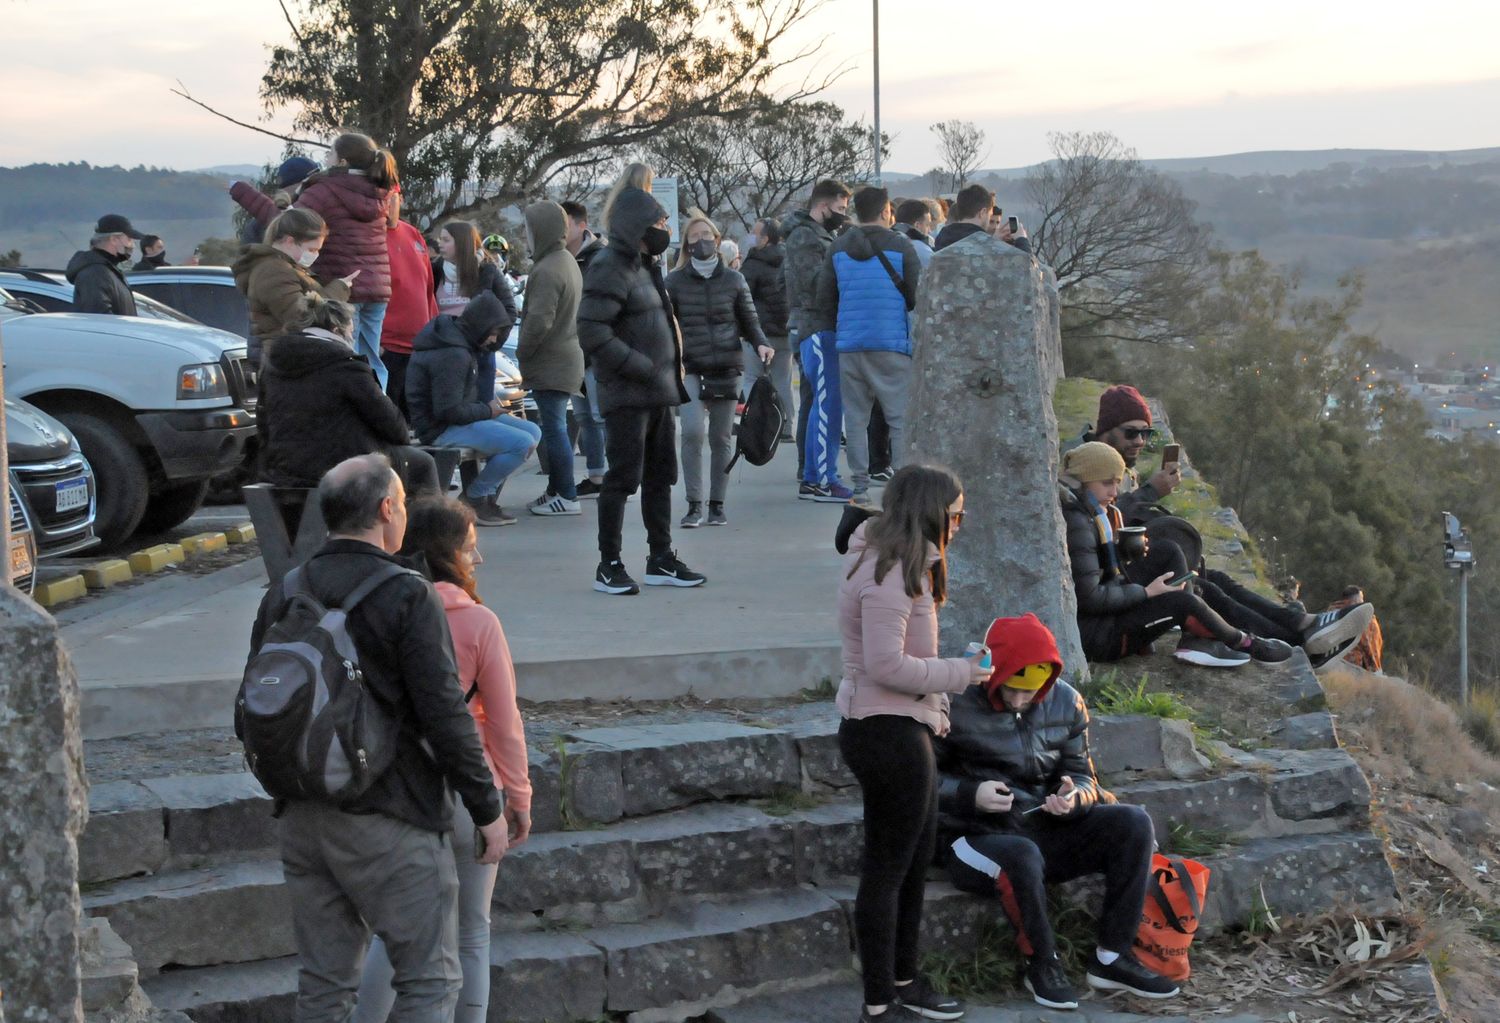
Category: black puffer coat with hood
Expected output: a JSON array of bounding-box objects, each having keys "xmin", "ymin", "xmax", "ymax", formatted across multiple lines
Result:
[
  {"xmin": 577, "ymin": 187, "xmax": 689, "ymax": 414},
  {"xmin": 406, "ymin": 292, "xmax": 508, "ymax": 444}
]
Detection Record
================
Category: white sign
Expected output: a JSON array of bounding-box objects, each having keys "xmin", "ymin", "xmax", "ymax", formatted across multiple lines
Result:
[{"xmin": 651, "ymin": 177, "xmax": 681, "ymax": 244}]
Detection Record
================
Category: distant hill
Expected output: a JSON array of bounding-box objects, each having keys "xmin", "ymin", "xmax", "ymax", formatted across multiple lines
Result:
[
  {"xmin": 942, "ymin": 146, "xmax": 1500, "ymax": 182},
  {"xmin": 191, "ymin": 164, "xmax": 265, "ymax": 179}
]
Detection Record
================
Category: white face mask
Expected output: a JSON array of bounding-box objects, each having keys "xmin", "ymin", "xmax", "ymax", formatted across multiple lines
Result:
[{"xmin": 298, "ymin": 248, "xmax": 319, "ymax": 269}]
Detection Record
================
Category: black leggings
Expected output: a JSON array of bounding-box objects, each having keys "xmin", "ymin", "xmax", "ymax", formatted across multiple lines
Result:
[
  {"xmin": 1096, "ymin": 544, "xmax": 1242, "ymax": 659},
  {"xmin": 839, "ymin": 715, "xmax": 938, "ymax": 1006},
  {"xmin": 1126, "ymin": 544, "xmax": 1306, "ymax": 646}
]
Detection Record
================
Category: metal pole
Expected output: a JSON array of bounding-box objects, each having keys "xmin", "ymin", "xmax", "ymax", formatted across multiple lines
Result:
[
  {"xmin": 1459, "ymin": 567, "xmax": 1470, "ymax": 707},
  {"xmin": 872, "ymin": 0, "xmax": 881, "ymax": 185},
  {"xmin": 1, "ymin": 325, "xmax": 9, "ymax": 588}
]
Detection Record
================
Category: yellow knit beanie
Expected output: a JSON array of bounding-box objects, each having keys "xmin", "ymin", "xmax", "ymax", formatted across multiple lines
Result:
[{"xmin": 1063, "ymin": 442, "xmax": 1126, "ymax": 484}]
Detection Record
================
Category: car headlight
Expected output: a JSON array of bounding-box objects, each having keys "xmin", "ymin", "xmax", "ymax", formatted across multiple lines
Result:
[{"xmin": 177, "ymin": 363, "xmax": 228, "ymax": 399}]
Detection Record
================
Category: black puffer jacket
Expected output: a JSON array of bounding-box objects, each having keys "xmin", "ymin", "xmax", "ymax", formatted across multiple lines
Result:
[
  {"xmin": 577, "ymin": 187, "xmax": 689, "ymax": 414},
  {"xmin": 665, "ymin": 261, "xmax": 767, "ymax": 381},
  {"xmin": 246, "ymin": 539, "xmax": 502, "ymax": 832},
  {"xmin": 1061, "ymin": 483, "xmax": 1148, "ymax": 657},
  {"xmin": 406, "ymin": 292, "xmax": 508, "ymax": 445},
  {"xmin": 740, "ymin": 243, "xmax": 789, "ymax": 346},
  {"xmin": 65, "ymin": 248, "xmax": 137, "ymax": 315},
  {"xmin": 257, "ymin": 329, "xmax": 410, "ymax": 487},
  {"xmin": 935, "ymin": 681, "xmax": 1103, "ymax": 845},
  {"xmin": 430, "ymin": 257, "xmax": 518, "ymax": 336}
]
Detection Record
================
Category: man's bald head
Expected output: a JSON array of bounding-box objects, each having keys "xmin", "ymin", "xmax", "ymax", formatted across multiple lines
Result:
[{"xmin": 319, "ymin": 454, "xmax": 405, "ymax": 550}]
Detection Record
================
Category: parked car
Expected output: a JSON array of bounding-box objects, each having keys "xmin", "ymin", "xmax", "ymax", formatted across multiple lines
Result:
[
  {"xmin": 5, "ymin": 397, "xmax": 98, "ymax": 557},
  {"xmin": 0, "ymin": 268, "xmax": 203, "ymax": 326},
  {"xmin": 7, "ymin": 474, "xmax": 38, "ymax": 596},
  {"xmin": 126, "ymin": 266, "xmax": 251, "ymax": 340},
  {"xmin": 0, "ymin": 285, "xmax": 254, "ymax": 549}
]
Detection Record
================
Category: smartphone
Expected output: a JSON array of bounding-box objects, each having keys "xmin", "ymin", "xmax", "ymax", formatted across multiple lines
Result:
[
  {"xmin": 1165, "ymin": 572, "xmax": 1196, "ymax": 587},
  {"xmin": 1007, "ymin": 216, "xmax": 1018, "ymax": 233},
  {"xmin": 474, "ymin": 825, "xmax": 488, "ymax": 862},
  {"xmin": 1162, "ymin": 443, "xmax": 1181, "ymax": 467}
]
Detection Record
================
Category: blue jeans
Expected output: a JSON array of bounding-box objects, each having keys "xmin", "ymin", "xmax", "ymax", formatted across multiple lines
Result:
[
  {"xmin": 353, "ymin": 302, "xmax": 389, "ymax": 390},
  {"xmin": 799, "ymin": 331, "xmax": 843, "ymax": 486},
  {"xmin": 533, "ymin": 390, "xmax": 577, "ymax": 500},
  {"xmin": 580, "ymin": 369, "xmax": 608, "ymax": 477},
  {"xmin": 436, "ymin": 416, "xmax": 541, "ymax": 499}
]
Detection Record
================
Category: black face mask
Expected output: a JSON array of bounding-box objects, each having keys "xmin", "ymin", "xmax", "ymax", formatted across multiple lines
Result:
[
  {"xmin": 821, "ymin": 210, "xmax": 848, "ymax": 232},
  {"xmin": 112, "ymin": 248, "xmax": 134, "ymax": 264},
  {"xmin": 643, "ymin": 226, "xmax": 672, "ymax": 256},
  {"xmin": 687, "ymin": 238, "xmax": 717, "ymax": 260}
]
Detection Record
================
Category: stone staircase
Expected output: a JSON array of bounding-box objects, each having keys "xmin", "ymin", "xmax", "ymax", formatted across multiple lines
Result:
[{"xmin": 77, "ymin": 657, "xmax": 1402, "ymax": 1022}]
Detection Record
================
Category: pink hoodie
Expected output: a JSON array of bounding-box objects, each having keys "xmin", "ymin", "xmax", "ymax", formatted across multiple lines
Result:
[
  {"xmin": 436, "ymin": 581, "xmax": 531, "ymax": 812},
  {"xmin": 836, "ymin": 522, "xmax": 973, "ymax": 735}
]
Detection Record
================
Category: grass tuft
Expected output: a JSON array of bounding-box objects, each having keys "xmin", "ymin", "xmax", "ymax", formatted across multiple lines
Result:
[
  {"xmin": 799, "ymin": 676, "xmax": 837, "ymax": 703},
  {"xmin": 1164, "ymin": 821, "xmax": 1233, "ymax": 858},
  {"xmin": 756, "ymin": 789, "xmax": 824, "ymax": 817},
  {"xmin": 1091, "ymin": 674, "xmax": 1194, "ymax": 721}
]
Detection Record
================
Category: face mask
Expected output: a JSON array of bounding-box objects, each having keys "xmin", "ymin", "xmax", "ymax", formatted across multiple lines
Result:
[
  {"xmin": 688, "ymin": 238, "xmax": 717, "ymax": 261},
  {"xmin": 643, "ymin": 226, "xmax": 671, "ymax": 256},
  {"xmin": 821, "ymin": 210, "xmax": 848, "ymax": 232},
  {"xmin": 298, "ymin": 248, "xmax": 319, "ymax": 269}
]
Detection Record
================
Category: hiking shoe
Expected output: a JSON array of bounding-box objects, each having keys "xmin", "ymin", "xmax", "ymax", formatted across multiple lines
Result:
[
  {"xmin": 681, "ymin": 501, "xmax": 704, "ymax": 528},
  {"xmin": 1022, "ymin": 953, "xmax": 1079, "ymax": 1010},
  {"xmin": 530, "ymin": 493, "xmax": 581, "ymax": 516},
  {"xmin": 594, "ymin": 560, "xmax": 640, "ymax": 595},
  {"xmin": 869, "ymin": 467, "xmax": 895, "ymax": 485},
  {"xmin": 644, "ymin": 550, "xmax": 706, "ymax": 587},
  {"xmin": 798, "ymin": 481, "xmax": 830, "ymax": 500},
  {"xmin": 575, "ymin": 479, "xmax": 604, "ymax": 499},
  {"xmin": 1086, "ymin": 952, "xmax": 1180, "ymax": 999},
  {"xmin": 1173, "ymin": 635, "xmax": 1251, "ymax": 668},
  {"xmin": 895, "ymin": 975, "xmax": 965, "ymax": 1020},
  {"xmin": 705, "ymin": 503, "xmax": 728, "ymax": 526},
  {"xmin": 462, "ymin": 492, "xmax": 515, "ymax": 527},
  {"xmin": 1302, "ymin": 603, "xmax": 1375, "ymax": 657},
  {"xmin": 1249, "ymin": 636, "xmax": 1295, "ymax": 663}
]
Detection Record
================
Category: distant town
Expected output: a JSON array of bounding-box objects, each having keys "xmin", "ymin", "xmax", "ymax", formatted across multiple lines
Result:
[{"xmin": 1375, "ymin": 362, "xmax": 1500, "ymax": 441}]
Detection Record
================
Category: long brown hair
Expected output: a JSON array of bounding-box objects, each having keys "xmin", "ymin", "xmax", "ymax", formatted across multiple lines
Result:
[
  {"xmin": 441, "ymin": 220, "xmax": 483, "ymax": 299},
  {"xmin": 332, "ymin": 132, "xmax": 397, "ymax": 189},
  {"xmin": 401, "ymin": 497, "xmax": 481, "ymax": 603},
  {"xmin": 849, "ymin": 464, "xmax": 963, "ymax": 603}
]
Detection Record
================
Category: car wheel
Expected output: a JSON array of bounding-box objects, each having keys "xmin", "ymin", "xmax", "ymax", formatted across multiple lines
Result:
[
  {"xmin": 137, "ymin": 479, "xmax": 211, "ymax": 535},
  {"xmin": 54, "ymin": 413, "xmax": 150, "ymax": 550}
]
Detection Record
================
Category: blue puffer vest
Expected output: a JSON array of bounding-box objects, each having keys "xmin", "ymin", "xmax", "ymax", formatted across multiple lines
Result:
[{"xmin": 830, "ymin": 226, "xmax": 912, "ymax": 355}]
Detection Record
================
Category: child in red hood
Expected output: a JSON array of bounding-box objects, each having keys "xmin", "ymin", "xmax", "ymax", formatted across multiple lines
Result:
[{"xmin": 934, "ymin": 614, "xmax": 1181, "ymax": 1010}]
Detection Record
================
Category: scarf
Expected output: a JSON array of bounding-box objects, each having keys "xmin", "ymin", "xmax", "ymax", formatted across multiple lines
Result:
[
  {"xmin": 691, "ymin": 256, "xmax": 719, "ymax": 277},
  {"xmin": 1084, "ymin": 490, "xmax": 1124, "ymax": 578}
]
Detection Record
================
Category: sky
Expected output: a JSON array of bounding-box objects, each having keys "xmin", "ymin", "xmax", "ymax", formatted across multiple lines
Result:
[{"xmin": 3, "ymin": 0, "xmax": 1498, "ymax": 173}]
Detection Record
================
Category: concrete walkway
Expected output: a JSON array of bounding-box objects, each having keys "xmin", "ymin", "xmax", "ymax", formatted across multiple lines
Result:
[{"xmin": 64, "ymin": 444, "xmax": 853, "ymax": 737}]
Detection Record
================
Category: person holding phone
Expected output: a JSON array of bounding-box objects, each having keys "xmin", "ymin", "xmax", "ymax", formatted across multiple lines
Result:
[
  {"xmin": 1060, "ymin": 442, "xmax": 1291, "ymax": 666},
  {"xmin": 935, "ymin": 614, "xmax": 1179, "ymax": 1010},
  {"xmin": 837, "ymin": 465, "xmax": 994, "ymax": 1022}
]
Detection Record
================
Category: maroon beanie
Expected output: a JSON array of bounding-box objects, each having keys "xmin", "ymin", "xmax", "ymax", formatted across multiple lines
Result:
[{"xmin": 1096, "ymin": 385, "xmax": 1152, "ymax": 435}]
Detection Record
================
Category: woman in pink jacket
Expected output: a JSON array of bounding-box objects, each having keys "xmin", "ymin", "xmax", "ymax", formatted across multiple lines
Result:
[
  {"xmin": 837, "ymin": 465, "xmax": 993, "ymax": 1023},
  {"xmin": 354, "ymin": 496, "xmax": 531, "ymax": 1023}
]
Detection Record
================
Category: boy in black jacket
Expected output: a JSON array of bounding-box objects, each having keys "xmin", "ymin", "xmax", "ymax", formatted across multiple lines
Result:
[{"xmin": 936, "ymin": 614, "xmax": 1179, "ymax": 1010}]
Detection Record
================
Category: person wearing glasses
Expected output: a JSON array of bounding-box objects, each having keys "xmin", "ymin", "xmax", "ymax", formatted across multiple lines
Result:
[{"xmin": 1083, "ymin": 385, "xmax": 1179, "ymax": 523}]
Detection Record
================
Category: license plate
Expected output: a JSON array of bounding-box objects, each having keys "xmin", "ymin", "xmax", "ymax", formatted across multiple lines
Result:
[
  {"xmin": 56, "ymin": 477, "xmax": 89, "ymax": 512},
  {"xmin": 9, "ymin": 533, "xmax": 33, "ymax": 579}
]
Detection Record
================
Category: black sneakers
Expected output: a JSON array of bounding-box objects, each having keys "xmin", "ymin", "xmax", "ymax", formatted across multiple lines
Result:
[
  {"xmin": 644, "ymin": 550, "xmax": 706, "ymax": 587},
  {"xmin": 594, "ymin": 560, "xmax": 639, "ymax": 595},
  {"xmin": 1086, "ymin": 951, "xmax": 1180, "ymax": 999},
  {"xmin": 575, "ymin": 479, "xmax": 604, "ymax": 499},
  {"xmin": 1173, "ymin": 635, "xmax": 1251, "ymax": 668},
  {"xmin": 1249, "ymin": 635, "xmax": 1295, "ymax": 662},
  {"xmin": 895, "ymin": 975, "xmax": 965, "ymax": 1020},
  {"xmin": 1302, "ymin": 603, "xmax": 1375, "ymax": 657},
  {"xmin": 1022, "ymin": 952, "xmax": 1079, "ymax": 1010}
]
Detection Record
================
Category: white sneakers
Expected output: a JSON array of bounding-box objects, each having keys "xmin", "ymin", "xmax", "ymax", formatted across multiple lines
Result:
[{"xmin": 529, "ymin": 493, "xmax": 581, "ymax": 516}]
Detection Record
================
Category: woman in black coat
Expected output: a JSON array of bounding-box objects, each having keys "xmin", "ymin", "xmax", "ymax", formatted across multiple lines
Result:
[
  {"xmin": 665, "ymin": 214, "xmax": 772, "ymax": 528},
  {"xmin": 258, "ymin": 296, "xmax": 437, "ymax": 494}
]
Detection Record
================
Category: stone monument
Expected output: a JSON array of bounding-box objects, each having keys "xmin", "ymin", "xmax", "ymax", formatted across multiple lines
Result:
[{"xmin": 904, "ymin": 233, "xmax": 1088, "ymax": 676}]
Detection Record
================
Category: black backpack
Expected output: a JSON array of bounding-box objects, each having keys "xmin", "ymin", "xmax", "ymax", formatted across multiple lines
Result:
[
  {"xmin": 727, "ymin": 374, "xmax": 786, "ymax": 471},
  {"xmin": 235, "ymin": 561, "xmax": 418, "ymax": 804}
]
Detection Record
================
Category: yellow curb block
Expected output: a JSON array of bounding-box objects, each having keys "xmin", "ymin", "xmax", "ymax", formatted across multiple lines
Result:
[
  {"xmin": 225, "ymin": 523, "xmax": 256, "ymax": 544},
  {"xmin": 128, "ymin": 544, "xmax": 186, "ymax": 574},
  {"xmin": 34, "ymin": 574, "xmax": 87, "ymax": 607},
  {"xmin": 181, "ymin": 532, "xmax": 228, "ymax": 556},
  {"xmin": 81, "ymin": 560, "xmax": 133, "ymax": 590}
]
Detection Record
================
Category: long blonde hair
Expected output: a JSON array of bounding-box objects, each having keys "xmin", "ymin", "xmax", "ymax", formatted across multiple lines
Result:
[
  {"xmin": 673, "ymin": 214, "xmax": 721, "ymax": 270},
  {"xmin": 849, "ymin": 465, "xmax": 963, "ymax": 603},
  {"xmin": 601, "ymin": 162, "xmax": 655, "ymax": 231}
]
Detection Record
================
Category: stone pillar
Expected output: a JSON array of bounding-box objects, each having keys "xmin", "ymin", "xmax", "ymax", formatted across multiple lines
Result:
[
  {"xmin": 0, "ymin": 588, "xmax": 87, "ymax": 1021},
  {"xmin": 904, "ymin": 233, "xmax": 1088, "ymax": 677}
]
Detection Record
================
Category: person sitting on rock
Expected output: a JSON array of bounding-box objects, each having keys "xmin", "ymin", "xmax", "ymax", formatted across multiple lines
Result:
[
  {"xmin": 936, "ymin": 612, "xmax": 1180, "ymax": 1010},
  {"xmin": 1325, "ymin": 586, "xmax": 1383, "ymax": 672}
]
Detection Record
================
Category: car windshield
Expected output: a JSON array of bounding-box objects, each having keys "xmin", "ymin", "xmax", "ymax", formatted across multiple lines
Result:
[
  {"xmin": 132, "ymin": 293, "xmax": 200, "ymax": 324},
  {"xmin": 0, "ymin": 285, "xmax": 31, "ymax": 323}
]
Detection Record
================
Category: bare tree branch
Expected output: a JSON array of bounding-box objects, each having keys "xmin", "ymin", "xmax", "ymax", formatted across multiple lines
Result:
[{"xmin": 170, "ymin": 82, "xmax": 326, "ymax": 149}]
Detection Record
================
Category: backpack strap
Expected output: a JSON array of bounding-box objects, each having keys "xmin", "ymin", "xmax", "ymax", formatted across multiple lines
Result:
[
  {"xmin": 338, "ymin": 563, "xmax": 421, "ymax": 613},
  {"xmin": 872, "ymin": 248, "xmax": 913, "ymax": 310}
]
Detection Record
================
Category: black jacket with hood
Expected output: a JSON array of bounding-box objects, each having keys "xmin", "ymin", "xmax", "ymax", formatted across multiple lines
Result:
[
  {"xmin": 740, "ymin": 242, "xmax": 790, "ymax": 346},
  {"xmin": 665, "ymin": 259, "xmax": 767, "ymax": 381},
  {"xmin": 247, "ymin": 538, "xmax": 502, "ymax": 833},
  {"xmin": 933, "ymin": 221, "xmax": 1033, "ymax": 255},
  {"xmin": 935, "ymin": 613, "xmax": 1103, "ymax": 847},
  {"xmin": 577, "ymin": 187, "xmax": 689, "ymax": 414},
  {"xmin": 66, "ymin": 247, "xmax": 137, "ymax": 315},
  {"xmin": 406, "ymin": 292, "xmax": 508, "ymax": 445},
  {"xmin": 258, "ymin": 329, "xmax": 410, "ymax": 487},
  {"xmin": 1060, "ymin": 481, "xmax": 1149, "ymax": 658}
]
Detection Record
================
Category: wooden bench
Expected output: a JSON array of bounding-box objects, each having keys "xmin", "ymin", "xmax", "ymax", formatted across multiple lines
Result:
[{"xmin": 242, "ymin": 483, "xmax": 326, "ymax": 589}]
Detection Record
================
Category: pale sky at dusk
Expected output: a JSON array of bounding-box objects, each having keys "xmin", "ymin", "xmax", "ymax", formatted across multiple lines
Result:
[{"xmin": 3, "ymin": 0, "xmax": 1497, "ymax": 173}]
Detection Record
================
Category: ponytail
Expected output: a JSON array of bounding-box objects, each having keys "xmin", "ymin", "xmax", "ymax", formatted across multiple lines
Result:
[{"xmin": 332, "ymin": 132, "xmax": 397, "ymax": 189}]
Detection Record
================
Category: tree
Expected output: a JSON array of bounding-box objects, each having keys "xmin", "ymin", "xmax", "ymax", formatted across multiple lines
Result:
[
  {"xmin": 194, "ymin": 238, "xmax": 242, "ymax": 265},
  {"xmin": 0, "ymin": 249, "xmax": 21, "ymax": 268},
  {"xmin": 1026, "ymin": 131, "xmax": 1209, "ymax": 346},
  {"xmin": 930, "ymin": 120, "xmax": 987, "ymax": 190},
  {"xmin": 215, "ymin": 0, "xmax": 833, "ymax": 225}
]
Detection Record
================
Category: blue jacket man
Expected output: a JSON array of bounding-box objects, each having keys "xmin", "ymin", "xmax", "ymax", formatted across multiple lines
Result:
[{"xmin": 812, "ymin": 185, "xmax": 921, "ymax": 495}]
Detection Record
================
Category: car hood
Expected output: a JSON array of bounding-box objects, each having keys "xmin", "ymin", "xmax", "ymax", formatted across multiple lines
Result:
[
  {"xmin": 5, "ymin": 397, "xmax": 74, "ymax": 462},
  {"xmin": 3, "ymin": 312, "xmax": 246, "ymax": 361}
]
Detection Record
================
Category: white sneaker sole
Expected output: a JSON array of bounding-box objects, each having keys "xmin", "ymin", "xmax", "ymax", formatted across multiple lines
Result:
[
  {"xmin": 531, "ymin": 506, "xmax": 581, "ymax": 516},
  {"xmin": 1022, "ymin": 976, "xmax": 1077, "ymax": 1010},
  {"xmin": 681, "ymin": 520, "xmax": 703, "ymax": 529},
  {"xmin": 897, "ymin": 1001, "xmax": 964, "ymax": 1020},
  {"xmin": 1303, "ymin": 603, "xmax": 1375, "ymax": 657},
  {"xmin": 1173, "ymin": 649, "xmax": 1250, "ymax": 668},
  {"xmin": 1086, "ymin": 972, "xmax": 1180, "ymax": 999},
  {"xmin": 644, "ymin": 573, "xmax": 706, "ymax": 587},
  {"xmin": 593, "ymin": 580, "xmax": 639, "ymax": 595}
]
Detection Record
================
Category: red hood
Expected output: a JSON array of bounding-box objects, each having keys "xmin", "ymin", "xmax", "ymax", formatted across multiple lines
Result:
[{"xmin": 981, "ymin": 613, "xmax": 1064, "ymax": 710}]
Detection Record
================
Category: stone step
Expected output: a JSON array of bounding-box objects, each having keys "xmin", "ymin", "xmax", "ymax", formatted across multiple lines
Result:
[
  {"xmin": 80, "ymin": 711, "xmax": 1213, "ymax": 885},
  {"xmin": 143, "ymin": 888, "xmax": 851, "ymax": 1023}
]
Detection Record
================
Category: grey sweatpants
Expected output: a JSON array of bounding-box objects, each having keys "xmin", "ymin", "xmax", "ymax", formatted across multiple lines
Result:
[
  {"xmin": 680, "ymin": 373, "xmax": 737, "ymax": 505},
  {"xmin": 280, "ymin": 800, "xmax": 461, "ymax": 1022},
  {"xmin": 840, "ymin": 349, "xmax": 913, "ymax": 491}
]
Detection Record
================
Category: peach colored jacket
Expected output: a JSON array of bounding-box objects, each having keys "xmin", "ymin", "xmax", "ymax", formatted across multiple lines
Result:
[
  {"xmin": 437, "ymin": 582, "xmax": 531, "ymax": 812},
  {"xmin": 836, "ymin": 523, "xmax": 973, "ymax": 735}
]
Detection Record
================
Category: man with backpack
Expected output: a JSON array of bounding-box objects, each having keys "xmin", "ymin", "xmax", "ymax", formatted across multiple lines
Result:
[
  {"xmin": 241, "ymin": 453, "xmax": 506, "ymax": 1020},
  {"xmin": 813, "ymin": 185, "xmax": 920, "ymax": 502}
]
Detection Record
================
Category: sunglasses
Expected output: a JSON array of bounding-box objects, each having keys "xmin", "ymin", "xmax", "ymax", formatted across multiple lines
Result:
[{"xmin": 1119, "ymin": 427, "xmax": 1157, "ymax": 441}]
